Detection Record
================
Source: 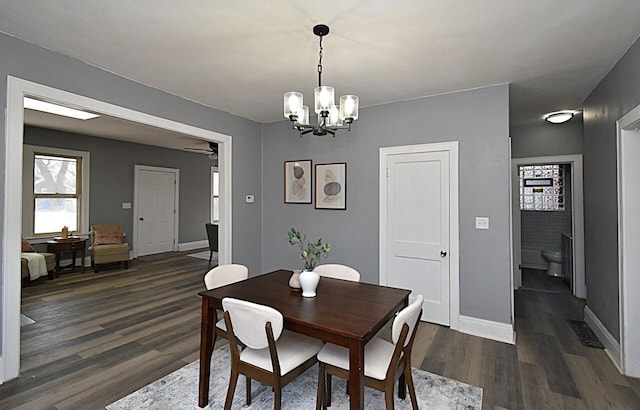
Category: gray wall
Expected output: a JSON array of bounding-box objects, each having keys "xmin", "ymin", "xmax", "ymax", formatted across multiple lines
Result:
[
  {"xmin": 23, "ymin": 126, "xmax": 213, "ymax": 244},
  {"xmin": 511, "ymin": 118, "xmax": 583, "ymax": 158},
  {"xmin": 0, "ymin": 33, "xmax": 263, "ymax": 356},
  {"xmin": 261, "ymin": 84, "xmax": 513, "ymax": 324},
  {"xmin": 583, "ymin": 37, "xmax": 640, "ymax": 341}
]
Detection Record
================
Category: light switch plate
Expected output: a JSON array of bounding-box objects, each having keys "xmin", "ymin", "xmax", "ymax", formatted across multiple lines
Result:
[
  {"xmin": 475, "ymin": 217, "xmax": 489, "ymax": 230},
  {"xmin": 245, "ymin": 195, "xmax": 255, "ymax": 203},
  {"xmin": 122, "ymin": 202, "xmax": 132, "ymax": 209}
]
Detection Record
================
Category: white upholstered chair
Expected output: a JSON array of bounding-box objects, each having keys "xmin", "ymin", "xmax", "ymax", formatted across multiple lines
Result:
[
  {"xmin": 222, "ymin": 297, "xmax": 324, "ymax": 410},
  {"xmin": 314, "ymin": 264, "xmax": 360, "ymax": 282},
  {"xmin": 315, "ymin": 295, "xmax": 424, "ymax": 410},
  {"xmin": 203, "ymin": 264, "xmax": 249, "ymax": 349}
]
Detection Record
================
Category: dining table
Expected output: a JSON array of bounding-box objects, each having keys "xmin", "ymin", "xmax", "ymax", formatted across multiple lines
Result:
[{"xmin": 197, "ymin": 269, "xmax": 411, "ymax": 409}]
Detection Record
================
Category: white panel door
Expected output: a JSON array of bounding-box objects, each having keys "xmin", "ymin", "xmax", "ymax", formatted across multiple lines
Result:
[
  {"xmin": 386, "ymin": 150, "xmax": 450, "ymax": 325},
  {"xmin": 136, "ymin": 168, "xmax": 177, "ymax": 256}
]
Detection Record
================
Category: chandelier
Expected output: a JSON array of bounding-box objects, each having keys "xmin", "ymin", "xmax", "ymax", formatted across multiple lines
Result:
[{"xmin": 284, "ymin": 24, "xmax": 359, "ymax": 137}]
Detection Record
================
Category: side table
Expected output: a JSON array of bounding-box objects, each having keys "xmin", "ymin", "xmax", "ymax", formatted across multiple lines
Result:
[{"xmin": 46, "ymin": 238, "xmax": 87, "ymax": 277}]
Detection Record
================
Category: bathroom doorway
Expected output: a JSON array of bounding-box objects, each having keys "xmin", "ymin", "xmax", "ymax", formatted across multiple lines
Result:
[{"xmin": 511, "ymin": 155, "xmax": 585, "ymax": 299}]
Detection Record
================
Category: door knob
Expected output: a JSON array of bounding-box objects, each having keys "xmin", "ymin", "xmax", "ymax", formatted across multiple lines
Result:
[{"xmin": 440, "ymin": 251, "xmax": 447, "ymax": 257}]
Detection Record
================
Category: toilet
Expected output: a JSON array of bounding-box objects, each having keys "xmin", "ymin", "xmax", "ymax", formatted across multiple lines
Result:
[{"xmin": 541, "ymin": 250, "xmax": 563, "ymax": 277}]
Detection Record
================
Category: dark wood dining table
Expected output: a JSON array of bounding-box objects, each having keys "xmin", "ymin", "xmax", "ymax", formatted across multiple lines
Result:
[{"xmin": 197, "ymin": 269, "xmax": 411, "ymax": 409}]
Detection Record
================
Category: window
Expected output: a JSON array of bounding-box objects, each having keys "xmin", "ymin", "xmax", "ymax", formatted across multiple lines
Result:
[
  {"xmin": 23, "ymin": 145, "xmax": 90, "ymax": 237},
  {"xmin": 519, "ymin": 164, "xmax": 564, "ymax": 211},
  {"xmin": 33, "ymin": 154, "xmax": 81, "ymax": 234},
  {"xmin": 211, "ymin": 167, "xmax": 219, "ymax": 222}
]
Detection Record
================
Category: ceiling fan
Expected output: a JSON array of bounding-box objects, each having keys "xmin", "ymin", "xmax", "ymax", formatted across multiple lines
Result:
[{"xmin": 184, "ymin": 141, "xmax": 218, "ymax": 160}]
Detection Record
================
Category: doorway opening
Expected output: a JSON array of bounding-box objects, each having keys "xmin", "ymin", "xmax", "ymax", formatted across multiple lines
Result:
[
  {"xmin": 511, "ymin": 155, "xmax": 585, "ymax": 299},
  {"xmin": 1, "ymin": 76, "xmax": 233, "ymax": 383}
]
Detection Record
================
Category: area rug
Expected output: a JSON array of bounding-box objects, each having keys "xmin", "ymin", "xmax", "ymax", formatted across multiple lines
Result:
[
  {"xmin": 568, "ymin": 319, "xmax": 605, "ymax": 349},
  {"xmin": 107, "ymin": 345, "xmax": 482, "ymax": 409},
  {"xmin": 20, "ymin": 313, "xmax": 35, "ymax": 327},
  {"xmin": 187, "ymin": 250, "xmax": 215, "ymax": 262}
]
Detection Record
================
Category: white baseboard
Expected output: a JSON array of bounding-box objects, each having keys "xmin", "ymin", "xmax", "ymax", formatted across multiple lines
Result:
[
  {"xmin": 458, "ymin": 315, "xmax": 515, "ymax": 344},
  {"xmin": 178, "ymin": 240, "xmax": 208, "ymax": 252},
  {"xmin": 584, "ymin": 305, "xmax": 622, "ymax": 372}
]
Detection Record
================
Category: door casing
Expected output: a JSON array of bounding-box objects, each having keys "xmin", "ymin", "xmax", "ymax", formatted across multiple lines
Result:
[{"xmin": 1, "ymin": 76, "xmax": 233, "ymax": 383}]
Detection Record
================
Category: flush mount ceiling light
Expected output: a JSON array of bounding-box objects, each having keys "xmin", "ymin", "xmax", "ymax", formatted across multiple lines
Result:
[
  {"xmin": 23, "ymin": 97, "xmax": 99, "ymax": 120},
  {"xmin": 544, "ymin": 110, "xmax": 579, "ymax": 124},
  {"xmin": 284, "ymin": 24, "xmax": 359, "ymax": 137}
]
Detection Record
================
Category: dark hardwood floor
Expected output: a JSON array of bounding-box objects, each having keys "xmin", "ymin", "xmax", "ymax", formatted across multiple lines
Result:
[
  {"xmin": 1, "ymin": 258, "xmax": 639, "ymax": 409},
  {"xmin": 413, "ymin": 268, "xmax": 640, "ymax": 409}
]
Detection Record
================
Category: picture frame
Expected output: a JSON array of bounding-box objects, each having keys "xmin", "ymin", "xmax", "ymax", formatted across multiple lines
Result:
[
  {"xmin": 284, "ymin": 160, "xmax": 312, "ymax": 204},
  {"xmin": 315, "ymin": 162, "xmax": 347, "ymax": 210}
]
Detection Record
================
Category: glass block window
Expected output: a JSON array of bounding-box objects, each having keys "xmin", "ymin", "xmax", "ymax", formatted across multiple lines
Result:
[{"xmin": 519, "ymin": 164, "xmax": 564, "ymax": 211}]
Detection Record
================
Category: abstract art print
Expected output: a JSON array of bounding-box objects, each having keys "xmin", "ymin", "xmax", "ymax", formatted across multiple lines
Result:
[
  {"xmin": 284, "ymin": 160, "xmax": 312, "ymax": 204},
  {"xmin": 315, "ymin": 163, "xmax": 346, "ymax": 210}
]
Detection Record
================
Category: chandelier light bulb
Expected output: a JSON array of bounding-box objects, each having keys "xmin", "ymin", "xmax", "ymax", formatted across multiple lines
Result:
[
  {"xmin": 296, "ymin": 105, "xmax": 309, "ymax": 126},
  {"xmin": 340, "ymin": 95, "xmax": 359, "ymax": 121},
  {"xmin": 315, "ymin": 86, "xmax": 335, "ymax": 114},
  {"xmin": 327, "ymin": 105, "xmax": 342, "ymax": 126},
  {"xmin": 284, "ymin": 92, "xmax": 303, "ymax": 119}
]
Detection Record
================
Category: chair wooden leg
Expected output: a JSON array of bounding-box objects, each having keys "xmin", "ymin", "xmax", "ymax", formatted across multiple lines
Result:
[
  {"xmin": 404, "ymin": 364, "xmax": 418, "ymax": 409},
  {"xmin": 246, "ymin": 376, "xmax": 252, "ymax": 405},
  {"xmin": 94, "ymin": 264, "xmax": 100, "ymax": 273},
  {"xmin": 274, "ymin": 386, "xmax": 282, "ymax": 410},
  {"xmin": 123, "ymin": 260, "xmax": 129, "ymax": 269},
  {"xmin": 398, "ymin": 372, "xmax": 406, "ymax": 399},
  {"xmin": 384, "ymin": 379, "xmax": 395, "ymax": 410},
  {"xmin": 326, "ymin": 373, "xmax": 332, "ymax": 407},
  {"xmin": 209, "ymin": 251, "xmax": 213, "ymax": 264},
  {"xmin": 224, "ymin": 369, "xmax": 239, "ymax": 410},
  {"xmin": 316, "ymin": 362, "xmax": 325, "ymax": 410}
]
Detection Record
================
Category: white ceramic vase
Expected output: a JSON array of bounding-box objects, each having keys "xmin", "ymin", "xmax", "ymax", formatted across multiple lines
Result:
[{"xmin": 299, "ymin": 270, "xmax": 320, "ymax": 297}]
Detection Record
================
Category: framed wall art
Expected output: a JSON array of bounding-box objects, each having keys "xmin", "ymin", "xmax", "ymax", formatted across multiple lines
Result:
[
  {"xmin": 315, "ymin": 162, "xmax": 346, "ymax": 210},
  {"xmin": 284, "ymin": 160, "xmax": 312, "ymax": 204}
]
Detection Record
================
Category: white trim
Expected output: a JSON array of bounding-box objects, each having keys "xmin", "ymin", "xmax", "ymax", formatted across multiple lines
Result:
[
  {"xmin": 616, "ymin": 105, "xmax": 640, "ymax": 377},
  {"xmin": 508, "ymin": 137, "xmax": 515, "ymax": 331},
  {"xmin": 584, "ymin": 305, "xmax": 622, "ymax": 373},
  {"xmin": 511, "ymin": 155, "xmax": 585, "ymax": 299},
  {"xmin": 458, "ymin": 315, "xmax": 515, "ymax": 344},
  {"xmin": 178, "ymin": 240, "xmax": 209, "ymax": 252},
  {"xmin": 379, "ymin": 141, "xmax": 460, "ymax": 331},
  {"xmin": 1, "ymin": 76, "xmax": 233, "ymax": 384},
  {"xmin": 133, "ymin": 165, "xmax": 180, "ymax": 257},
  {"xmin": 22, "ymin": 144, "xmax": 91, "ymax": 237}
]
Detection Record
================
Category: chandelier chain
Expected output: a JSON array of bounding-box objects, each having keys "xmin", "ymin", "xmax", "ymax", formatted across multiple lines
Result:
[{"xmin": 317, "ymin": 35, "xmax": 323, "ymax": 87}]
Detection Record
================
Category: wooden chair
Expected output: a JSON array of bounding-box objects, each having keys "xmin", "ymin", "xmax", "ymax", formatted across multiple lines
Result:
[
  {"xmin": 314, "ymin": 264, "xmax": 360, "ymax": 282},
  {"xmin": 203, "ymin": 264, "xmax": 249, "ymax": 349},
  {"xmin": 222, "ymin": 297, "xmax": 324, "ymax": 410},
  {"xmin": 315, "ymin": 295, "xmax": 424, "ymax": 410},
  {"xmin": 205, "ymin": 223, "xmax": 218, "ymax": 264}
]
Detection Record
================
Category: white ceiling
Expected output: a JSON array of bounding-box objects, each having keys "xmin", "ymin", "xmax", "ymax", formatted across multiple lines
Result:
[{"xmin": 3, "ymin": 0, "xmax": 640, "ymax": 142}]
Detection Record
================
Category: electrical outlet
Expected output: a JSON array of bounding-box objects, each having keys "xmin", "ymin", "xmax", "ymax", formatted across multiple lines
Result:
[{"xmin": 475, "ymin": 217, "xmax": 489, "ymax": 230}]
